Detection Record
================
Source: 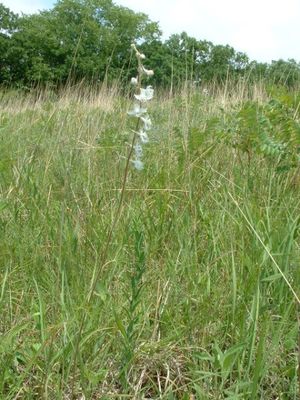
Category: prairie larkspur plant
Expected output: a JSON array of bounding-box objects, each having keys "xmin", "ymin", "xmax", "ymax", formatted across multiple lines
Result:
[{"xmin": 127, "ymin": 43, "xmax": 154, "ymax": 170}]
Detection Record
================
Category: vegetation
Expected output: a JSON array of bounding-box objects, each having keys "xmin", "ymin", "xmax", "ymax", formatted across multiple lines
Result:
[
  {"xmin": 1, "ymin": 0, "xmax": 300, "ymax": 88},
  {"xmin": 0, "ymin": 0, "xmax": 300, "ymax": 398},
  {"xmin": 0, "ymin": 80, "xmax": 299, "ymax": 398}
]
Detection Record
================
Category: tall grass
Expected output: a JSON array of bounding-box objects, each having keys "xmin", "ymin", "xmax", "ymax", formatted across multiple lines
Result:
[{"xmin": 0, "ymin": 81, "xmax": 299, "ymax": 399}]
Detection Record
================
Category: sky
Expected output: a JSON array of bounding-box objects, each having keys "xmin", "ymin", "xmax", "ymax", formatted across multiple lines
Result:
[{"xmin": 2, "ymin": 0, "xmax": 300, "ymax": 63}]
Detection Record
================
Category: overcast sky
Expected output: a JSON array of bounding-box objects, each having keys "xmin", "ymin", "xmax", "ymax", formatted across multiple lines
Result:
[{"xmin": 2, "ymin": 0, "xmax": 300, "ymax": 62}]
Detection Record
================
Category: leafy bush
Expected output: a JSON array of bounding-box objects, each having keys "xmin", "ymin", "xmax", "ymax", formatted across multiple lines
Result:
[{"xmin": 206, "ymin": 90, "xmax": 300, "ymax": 170}]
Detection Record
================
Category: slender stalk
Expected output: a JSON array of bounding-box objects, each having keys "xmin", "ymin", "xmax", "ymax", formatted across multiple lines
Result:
[
  {"xmin": 87, "ymin": 124, "xmax": 139, "ymax": 303},
  {"xmin": 70, "ymin": 45, "xmax": 145, "ymax": 398},
  {"xmin": 70, "ymin": 121, "xmax": 139, "ymax": 398}
]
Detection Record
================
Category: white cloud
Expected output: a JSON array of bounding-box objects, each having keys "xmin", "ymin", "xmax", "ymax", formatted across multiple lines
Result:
[
  {"xmin": 116, "ymin": 0, "xmax": 300, "ymax": 62},
  {"xmin": 2, "ymin": 0, "xmax": 300, "ymax": 62}
]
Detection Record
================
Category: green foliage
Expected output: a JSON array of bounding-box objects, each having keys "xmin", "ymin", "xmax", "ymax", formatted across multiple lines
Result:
[
  {"xmin": 0, "ymin": 87, "xmax": 299, "ymax": 397},
  {"xmin": 117, "ymin": 221, "xmax": 147, "ymax": 389},
  {"xmin": 267, "ymin": 59, "xmax": 300, "ymax": 87},
  {"xmin": 1, "ymin": 2, "xmax": 299, "ymax": 88},
  {"xmin": 142, "ymin": 33, "xmax": 251, "ymax": 87},
  {"xmin": 0, "ymin": 0, "xmax": 160, "ymax": 85},
  {"xmin": 0, "ymin": 4, "xmax": 18, "ymax": 83},
  {"xmin": 210, "ymin": 90, "xmax": 300, "ymax": 170}
]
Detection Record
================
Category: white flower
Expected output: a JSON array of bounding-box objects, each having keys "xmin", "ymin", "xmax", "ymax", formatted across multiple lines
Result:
[
  {"xmin": 134, "ymin": 143, "xmax": 143, "ymax": 158},
  {"xmin": 127, "ymin": 103, "xmax": 147, "ymax": 117},
  {"xmin": 142, "ymin": 67, "xmax": 154, "ymax": 77},
  {"xmin": 131, "ymin": 159, "xmax": 144, "ymax": 170},
  {"xmin": 131, "ymin": 43, "xmax": 145, "ymax": 60},
  {"xmin": 138, "ymin": 130, "xmax": 149, "ymax": 143},
  {"xmin": 134, "ymin": 86, "xmax": 154, "ymax": 102},
  {"xmin": 141, "ymin": 115, "xmax": 152, "ymax": 131},
  {"xmin": 130, "ymin": 77, "xmax": 138, "ymax": 85}
]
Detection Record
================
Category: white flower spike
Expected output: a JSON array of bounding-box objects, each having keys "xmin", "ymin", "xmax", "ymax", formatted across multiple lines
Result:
[{"xmin": 127, "ymin": 43, "xmax": 154, "ymax": 171}]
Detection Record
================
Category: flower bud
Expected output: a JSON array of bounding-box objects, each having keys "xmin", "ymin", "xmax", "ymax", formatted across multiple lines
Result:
[
  {"xmin": 130, "ymin": 77, "xmax": 138, "ymax": 85},
  {"xmin": 142, "ymin": 67, "xmax": 154, "ymax": 77}
]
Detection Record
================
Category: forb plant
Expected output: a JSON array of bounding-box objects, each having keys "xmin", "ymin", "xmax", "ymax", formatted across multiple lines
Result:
[
  {"xmin": 70, "ymin": 44, "xmax": 154, "ymax": 395},
  {"xmin": 127, "ymin": 43, "xmax": 154, "ymax": 170}
]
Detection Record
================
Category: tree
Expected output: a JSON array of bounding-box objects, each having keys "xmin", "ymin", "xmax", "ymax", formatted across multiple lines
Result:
[
  {"xmin": 0, "ymin": 4, "xmax": 19, "ymax": 84},
  {"xmin": 164, "ymin": 32, "xmax": 213, "ymax": 84},
  {"xmin": 0, "ymin": 0, "xmax": 161, "ymax": 85},
  {"xmin": 144, "ymin": 33, "xmax": 249, "ymax": 87},
  {"xmin": 267, "ymin": 59, "xmax": 300, "ymax": 87},
  {"xmin": 0, "ymin": 1, "xmax": 299, "ymax": 88}
]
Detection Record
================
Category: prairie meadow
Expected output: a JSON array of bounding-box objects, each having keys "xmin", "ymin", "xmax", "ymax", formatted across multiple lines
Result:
[{"xmin": 0, "ymin": 77, "xmax": 299, "ymax": 399}]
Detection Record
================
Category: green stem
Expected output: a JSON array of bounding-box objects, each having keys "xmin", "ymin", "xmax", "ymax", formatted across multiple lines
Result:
[
  {"xmin": 71, "ymin": 46, "xmax": 145, "ymax": 397},
  {"xmin": 71, "ymin": 100, "xmax": 141, "ymax": 400}
]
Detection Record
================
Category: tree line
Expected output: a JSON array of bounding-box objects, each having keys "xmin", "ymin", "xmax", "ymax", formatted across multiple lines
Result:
[{"xmin": 0, "ymin": 0, "xmax": 300, "ymax": 88}]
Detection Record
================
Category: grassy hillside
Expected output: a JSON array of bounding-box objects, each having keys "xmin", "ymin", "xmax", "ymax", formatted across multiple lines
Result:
[{"xmin": 0, "ymin": 83, "xmax": 299, "ymax": 399}]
